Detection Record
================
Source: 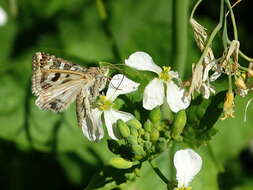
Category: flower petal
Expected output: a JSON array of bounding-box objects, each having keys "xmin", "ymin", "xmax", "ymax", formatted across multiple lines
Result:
[
  {"xmin": 169, "ymin": 70, "xmax": 179, "ymax": 79},
  {"xmin": 166, "ymin": 81, "xmax": 190, "ymax": 112},
  {"xmin": 81, "ymin": 108, "xmax": 104, "ymax": 141},
  {"xmin": 106, "ymin": 74, "xmax": 140, "ymax": 101},
  {"xmin": 0, "ymin": 7, "xmax": 7, "ymax": 26},
  {"xmin": 104, "ymin": 109, "xmax": 134, "ymax": 140},
  {"xmin": 174, "ymin": 149, "xmax": 202, "ymax": 188},
  {"xmin": 143, "ymin": 78, "xmax": 165, "ymax": 110},
  {"xmin": 125, "ymin": 51, "xmax": 162, "ymax": 74}
]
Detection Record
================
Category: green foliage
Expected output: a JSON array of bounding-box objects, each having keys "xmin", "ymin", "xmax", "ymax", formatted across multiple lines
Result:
[{"xmin": 1, "ymin": 0, "xmax": 253, "ymax": 189}]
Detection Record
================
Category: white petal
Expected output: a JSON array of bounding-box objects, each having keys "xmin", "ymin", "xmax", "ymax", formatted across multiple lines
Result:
[
  {"xmin": 169, "ymin": 71, "xmax": 179, "ymax": 79},
  {"xmin": 203, "ymin": 61, "xmax": 215, "ymax": 82},
  {"xmin": 200, "ymin": 83, "xmax": 210, "ymax": 99},
  {"xmin": 174, "ymin": 149, "xmax": 202, "ymax": 188},
  {"xmin": 104, "ymin": 109, "xmax": 134, "ymax": 140},
  {"xmin": 166, "ymin": 81, "xmax": 190, "ymax": 112},
  {"xmin": 106, "ymin": 74, "xmax": 140, "ymax": 101},
  {"xmin": 0, "ymin": 7, "xmax": 7, "ymax": 26},
  {"xmin": 81, "ymin": 108, "xmax": 104, "ymax": 141},
  {"xmin": 143, "ymin": 78, "xmax": 165, "ymax": 110},
  {"xmin": 125, "ymin": 51, "xmax": 162, "ymax": 74}
]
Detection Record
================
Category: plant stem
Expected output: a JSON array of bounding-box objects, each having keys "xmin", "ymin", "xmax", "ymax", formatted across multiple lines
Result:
[
  {"xmin": 196, "ymin": 0, "xmax": 224, "ymax": 66},
  {"xmin": 171, "ymin": 0, "xmax": 189, "ymax": 78},
  {"xmin": 224, "ymin": 0, "xmax": 238, "ymax": 41},
  {"xmin": 190, "ymin": 0, "xmax": 203, "ymax": 19},
  {"xmin": 149, "ymin": 160, "xmax": 169, "ymax": 184}
]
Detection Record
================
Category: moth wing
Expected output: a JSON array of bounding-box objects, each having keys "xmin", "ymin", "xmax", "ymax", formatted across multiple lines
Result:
[
  {"xmin": 76, "ymin": 91, "xmax": 104, "ymax": 141},
  {"xmin": 32, "ymin": 52, "xmax": 87, "ymax": 112},
  {"xmin": 32, "ymin": 52, "xmax": 86, "ymax": 96}
]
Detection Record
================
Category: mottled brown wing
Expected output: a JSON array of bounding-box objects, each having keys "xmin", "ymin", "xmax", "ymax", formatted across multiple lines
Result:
[{"xmin": 32, "ymin": 52, "xmax": 87, "ymax": 112}]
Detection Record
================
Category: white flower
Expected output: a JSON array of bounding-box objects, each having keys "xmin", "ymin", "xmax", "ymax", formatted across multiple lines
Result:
[
  {"xmin": 125, "ymin": 51, "xmax": 190, "ymax": 112},
  {"xmin": 0, "ymin": 7, "xmax": 7, "ymax": 26},
  {"xmin": 174, "ymin": 149, "xmax": 202, "ymax": 189},
  {"xmin": 82, "ymin": 74, "xmax": 140, "ymax": 141}
]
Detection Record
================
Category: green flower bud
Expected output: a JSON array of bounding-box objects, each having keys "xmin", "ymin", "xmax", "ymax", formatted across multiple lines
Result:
[
  {"xmin": 144, "ymin": 141, "xmax": 152, "ymax": 151},
  {"xmin": 150, "ymin": 128, "xmax": 160, "ymax": 142},
  {"xmin": 130, "ymin": 127, "xmax": 139, "ymax": 137},
  {"xmin": 144, "ymin": 120, "xmax": 153, "ymax": 132},
  {"xmin": 171, "ymin": 110, "xmax": 187, "ymax": 140},
  {"xmin": 143, "ymin": 132, "xmax": 150, "ymax": 141},
  {"xmin": 154, "ymin": 122, "xmax": 163, "ymax": 131},
  {"xmin": 156, "ymin": 138, "xmax": 167, "ymax": 153},
  {"xmin": 117, "ymin": 119, "xmax": 130, "ymax": 138},
  {"xmin": 132, "ymin": 145, "xmax": 146, "ymax": 158},
  {"xmin": 126, "ymin": 135, "xmax": 138, "ymax": 145},
  {"xmin": 138, "ymin": 137, "xmax": 144, "ymax": 144},
  {"xmin": 164, "ymin": 131, "xmax": 171, "ymax": 139},
  {"xmin": 134, "ymin": 110, "xmax": 141, "ymax": 121},
  {"xmin": 138, "ymin": 128, "xmax": 145, "ymax": 136},
  {"xmin": 149, "ymin": 107, "xmax": 162, "ymax": 123},
  {"xmin": 161, "ymin": 102, "xmax": 174, "ymax": 123},
  {"xmin": 109, "ymin": 157, "xmax": 133, "ymax": 169},
  {"xmin": 126, "ymin": 119, "xmax": 142, "ymax": 130}
]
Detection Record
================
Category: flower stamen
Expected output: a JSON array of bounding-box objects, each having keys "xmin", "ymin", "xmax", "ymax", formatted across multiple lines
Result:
[
  {"xmin": 158, "ymin": 66, "xmax": 172, "ymax": 82},
  {"xmin": 97, "ymin": 95, "xmax": 113, "ymax": 111}
]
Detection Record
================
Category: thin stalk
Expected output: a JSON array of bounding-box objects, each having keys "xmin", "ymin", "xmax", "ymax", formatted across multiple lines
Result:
[
  {"xmin": 227, "ymin": 39, "xmax": 253, "ymax": 62},
  {"xmin": 190, "ymin": 0, "xmax": 203, "ymax": 19},
  {"xmin": 149, "ymin": 160, "xmax": 169, "ymax": 184},
  {"xmin": 224, "ymin": 0, "xmax": 238, "ymax": 41},
  {"xmin": 196, "ymin": 0, "xmax": 224, "ymax": 66},
  {"xmin": 171, "ymin": 0, "xmax": 189, "ymax": 78}
]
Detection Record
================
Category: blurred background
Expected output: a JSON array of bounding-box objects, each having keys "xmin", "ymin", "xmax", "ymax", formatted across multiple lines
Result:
[{"xmin": 0, "ymin": 0, "xmax": 253, "ymax": 189}]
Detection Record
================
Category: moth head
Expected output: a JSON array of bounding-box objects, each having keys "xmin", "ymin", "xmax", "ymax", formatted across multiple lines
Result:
[{"xmin": 100, "ymin": 67, "xmax": 110, "ymax": 76}]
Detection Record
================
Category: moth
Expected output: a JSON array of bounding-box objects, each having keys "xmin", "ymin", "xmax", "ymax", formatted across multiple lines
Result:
[{"xmin": 32, "ymin": 52, "xmax": 109, "ymax": 140}]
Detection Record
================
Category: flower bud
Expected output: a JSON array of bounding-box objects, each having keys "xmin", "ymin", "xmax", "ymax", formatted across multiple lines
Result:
[
  {"xmin": 149, "ymin": 107, "xmax": 162, "ymax": 123},
  {"xmin": 126, "ymin": 135, "xmax": 138, "ymax": 145},
  {"xmin": 161, "ymin": 102, "xmax": 174, "ymax": 123},
  {"xmin": 126, "ymin": 119, "xmax": 142, "ymax": 129},
  {"xmin": 109, "ymin": 157, "xmax": 133, "ymax": 169},
  {"xmin": 156, "ymin": 138, "xmax": 167, "ymax": 153},
  {"xmin": 150, "ymin": 128, "xmax": 160, "ymax": 142},
  {"xmin": 143, "ymin": 132, "xmax": 150, "ymax": 141},
  {"xmin": 172, "ymin": 110, "xmax": 187, "ymax": 140},
  {"xmin": 248, "ymin": 70, "xmax": 253, "ymax": 78},
  {"xmin": 130, "ymin": 127, "xmax": 139, "ymax": 137},
  {"xmin": 117, "ymin": 119, "xmax": 130, "ymax": 138},
  {"xmin": 144, "ymin": 120, "xmax": 153, "ymax": 132},
  {"xmin": 138, "ymin": 128, "xmax": 145, "ymax": 136},
  {"xmin": 132, "ymin": 145, "xmax": 146, "ymax": 160},
  {"xmin": 144, "ymin": 141, "xmax": 152, "ymax": 151},
  {"xmin": 235, "ymin": 78, "xmax": 247, "ymax": 89}
]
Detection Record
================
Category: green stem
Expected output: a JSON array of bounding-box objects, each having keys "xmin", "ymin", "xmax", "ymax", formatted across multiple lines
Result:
[
  {"xmin": 224, "ymin": 0, "xmax": 238, "ymax": 41},
  {"xmin": 238, "ymin": 50, "xmax": 253, "ymax": 62},
  {"xmin": 171, "ymin": 0, "xmax": 189, "ymax": 78},
  {"xmin": 149, "ymin": 160, "xmax": 169, "ymax": 184},
  {"xmin": 196, "ymin": 0, "xmax": 224, "ymax": 66},
  {"xmin": 190, "ymin": 0, "xmax": 203, "ymax": 19},
  {"xmin": 227, "ymin": 39, "xmax": 253, "ymax": 62},
  {"xmin": 238, "ymin": 65, "xmax": 249, "ymax": 72}
]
